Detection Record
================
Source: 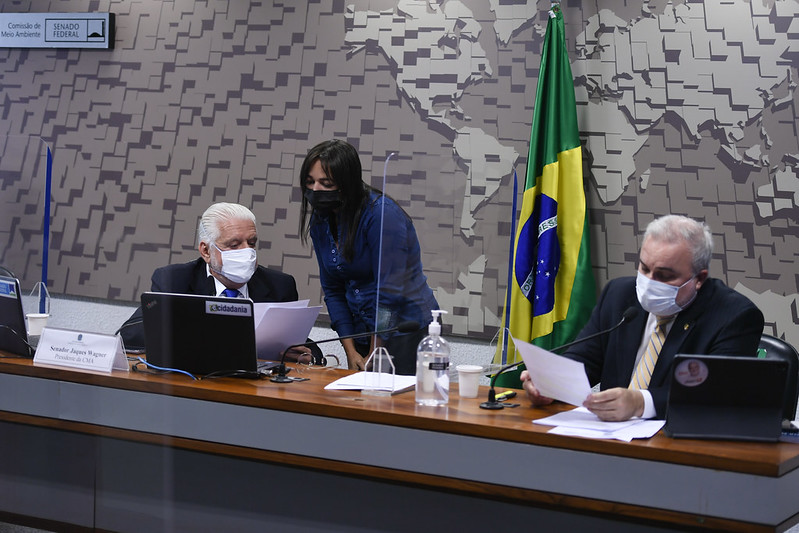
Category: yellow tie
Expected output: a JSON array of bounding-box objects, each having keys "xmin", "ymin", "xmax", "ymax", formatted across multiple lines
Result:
[{"xmin": 630, "ymin": 316, "xmax": 670, "ymax": 390}]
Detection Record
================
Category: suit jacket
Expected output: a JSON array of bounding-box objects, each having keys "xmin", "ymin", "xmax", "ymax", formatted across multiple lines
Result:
[
  {"xmin": 563, "ymin": 276, "xmax": 764, "ymax": 418},
  {"xmin": 119, "ymin": 258, "xmax": 300, "ymax": 350}
]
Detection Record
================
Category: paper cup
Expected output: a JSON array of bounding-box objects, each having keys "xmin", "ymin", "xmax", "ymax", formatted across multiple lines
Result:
[
  {"xmin": 456, "ymin": 364, "xmax": 483, "ymax": 398},
  {"xmin": 26, "ymin": 313, "xmax": 49, "ymax": 336}
]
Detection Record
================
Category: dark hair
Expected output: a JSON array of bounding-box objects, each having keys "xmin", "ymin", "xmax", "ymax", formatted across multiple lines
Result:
[{"xmin": 298, "ymin": 139, "xmax": 378, "ymax": 262}]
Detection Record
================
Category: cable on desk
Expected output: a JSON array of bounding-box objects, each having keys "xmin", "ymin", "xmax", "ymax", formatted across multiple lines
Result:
[
  {"xmin": 0, "ymin": 325, "xmax": 35, "ymax": 358},
  {"xmin": 133, "ymin": 356, "xmax": 199, "ymax": 380}
]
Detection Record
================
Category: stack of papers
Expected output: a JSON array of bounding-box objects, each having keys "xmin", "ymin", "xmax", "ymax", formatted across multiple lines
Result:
[
  {"xmin": 510, "ymin": 335, "xmax": 664, "ymax": 441},
  {"xmin": 325, "ymin": 372, "xmax": 416, "ymax": 395},
  {"xmin": 534, "ymin": 407, "xmax": 665, "ymax": 442},
  {"xmin": 254, "ymin": 300, "xmax": 321, "ymax": 360}
]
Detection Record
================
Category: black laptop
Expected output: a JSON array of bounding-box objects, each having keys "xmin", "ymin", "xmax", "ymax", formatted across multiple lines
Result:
[
  {"xmin": 665, "ymin": 354, "xmax": 788, "ymax": 442},
  {"xmin": 141, "ymin": 291, "xmax": 275, "ymax": 376},
  {"xmin": 0, "ymin": 275, "xmax": 31, "ymax": 357}
]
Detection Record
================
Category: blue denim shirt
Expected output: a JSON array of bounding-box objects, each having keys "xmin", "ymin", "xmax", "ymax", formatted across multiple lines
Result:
[{"xmin": 309, "ymin": 192, "xmax": 438, "ymax": 342}]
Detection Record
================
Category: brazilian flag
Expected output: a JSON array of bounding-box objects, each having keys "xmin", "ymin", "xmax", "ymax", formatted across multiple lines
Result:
[{"xmin": 494, "ymin": 5, "xmax": 596, "ymax": 387}]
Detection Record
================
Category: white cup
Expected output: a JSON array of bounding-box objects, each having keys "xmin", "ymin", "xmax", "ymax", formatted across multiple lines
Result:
[
  {"xmin": 26, "ymin": 313, "xmax": 49, "ymax": 336},
  {"xmin": 456, "ymin": 364, "xmax": 483, "ymax": 398}
]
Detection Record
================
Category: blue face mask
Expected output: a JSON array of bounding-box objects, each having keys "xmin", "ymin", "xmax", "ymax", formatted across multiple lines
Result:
[{"xmin": 635, "ymin": 271, "xmax": 697, "ymax": 316}]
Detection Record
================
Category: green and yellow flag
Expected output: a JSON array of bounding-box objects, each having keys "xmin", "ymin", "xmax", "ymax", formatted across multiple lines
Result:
[{"xmin": 494, "ymin": 5, "xmax": 596, "ymax": 386}]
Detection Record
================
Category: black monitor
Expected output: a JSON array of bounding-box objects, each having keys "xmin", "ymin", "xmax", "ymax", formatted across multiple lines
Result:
[
  {"xmin": 0, "ymin": 275, "xmax": 31, "ymax": 357},
  {"xmin": 665, "ymin": 354, "xmax": 787, "ymax": 441},
  {"xmin": 141, "ymin": 291, "xmax": 258, "ymax": 376}
]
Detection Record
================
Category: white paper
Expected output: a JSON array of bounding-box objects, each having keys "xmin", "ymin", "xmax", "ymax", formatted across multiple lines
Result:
[
  {"xmin": 34, "ymin": 327, "xmax": 128, "ymax": 373},
  {"xmin": 511, "ymin": 335, "xmax": 592, "ymax": 406},
  {"xmin": 534, "ymin": 406, "xmax": 639, "ymax": 431},
  {"xmin": 325, "ymin": 371, "xmax": 416, "ymax": 393},
  {"xmin": 253, "ymin": 302, "xmax": 321, "ymax": 360},
  {"xmin": 253, "ymin": 299, "xmax": 310, "ymax": 326},
  {"xmin": 534, "ymin": 407, "xmax": 665, "ymax": 441}
]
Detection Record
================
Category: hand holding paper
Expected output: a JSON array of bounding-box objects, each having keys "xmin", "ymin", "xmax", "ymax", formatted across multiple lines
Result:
[{"xmin": 512, "ymin": 335, "xmax": 592, "ymax": 407}]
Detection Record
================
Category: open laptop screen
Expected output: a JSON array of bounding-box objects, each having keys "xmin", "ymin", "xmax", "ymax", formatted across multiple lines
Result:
[
  {"xmin": 665, "ymin": 354, "xmax": 787, "ymax": 441},
  {"xmin": 141, "ymin": 292, "xmax": 258, "ymax": 375},
  {"xmin": 0, "ymin": 276, "xmax": 31, "ymax": 357}
]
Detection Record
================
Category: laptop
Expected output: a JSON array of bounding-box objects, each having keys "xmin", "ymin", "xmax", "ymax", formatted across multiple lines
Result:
[
  {"xmin": 0, "ymin": 275, "xmax": 31, "ymax": 357},
  {"xmin": 664, "ymin": 354, "xmax": 788, "ymax": 441},
  {"xmin": 141, "ymin": 291, "xmax": 277, "ymax": 377}
]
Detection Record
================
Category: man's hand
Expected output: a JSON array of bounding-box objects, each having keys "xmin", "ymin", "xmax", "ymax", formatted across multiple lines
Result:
[
  {"xmin": 583, "ymin": 387, "xmax": 644, "ymax": 421},
  {"xmin": 520, "ymin": 370, "xmax": 554, "ymax": 407},
  {"xmin": 283, "ymin": 347, "xmax": 313, "ymax": 364}
]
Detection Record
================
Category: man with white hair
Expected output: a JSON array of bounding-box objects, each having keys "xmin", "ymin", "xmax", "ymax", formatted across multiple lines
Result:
[
  {"xmin": 119, "ymin": 202, "xmax": 306, "ymax": 356},
  {"xmin": 521, "ymin": 214, "xmax": 764, "ymax": 421}
]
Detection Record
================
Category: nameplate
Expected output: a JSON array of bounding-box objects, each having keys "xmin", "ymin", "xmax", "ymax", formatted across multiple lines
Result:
[
  {"xmin": 34, "ymin": 327, "xmax": 128, "ymax": 373},
  {"xmin": 0, "ymin": 13, "xmax": 114, "ymax": 49}
]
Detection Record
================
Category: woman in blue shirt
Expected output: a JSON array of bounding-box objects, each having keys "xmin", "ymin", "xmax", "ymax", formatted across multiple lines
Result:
[{"xmin": 298, "ymin": 139, "xmax": 439, "ymax": 375}]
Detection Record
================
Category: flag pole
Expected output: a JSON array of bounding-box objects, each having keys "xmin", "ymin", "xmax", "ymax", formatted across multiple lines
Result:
[{"xmin": 501, "ymin": 170, "xmax": 519, "ymax": 365}]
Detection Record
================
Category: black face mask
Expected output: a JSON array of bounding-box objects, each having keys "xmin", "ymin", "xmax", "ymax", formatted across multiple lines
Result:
[{"xmin": 304, "ymin": 189, "xmax": 342, "ymax": 215}]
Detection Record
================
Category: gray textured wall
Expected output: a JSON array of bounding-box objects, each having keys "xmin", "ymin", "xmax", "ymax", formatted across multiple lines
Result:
[{"xmin": 1, "ymin": 0, "xmax": 798, "ymax": 346}]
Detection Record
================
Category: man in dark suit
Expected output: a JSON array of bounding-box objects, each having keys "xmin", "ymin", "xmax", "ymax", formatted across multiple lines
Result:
[
  {"xmin": 521, "ymin": 215, "xmax": 764, "ymax": 421},
  {"xmin": 119, "ymin": 203, "xmax": 315, "ymax": 360}
]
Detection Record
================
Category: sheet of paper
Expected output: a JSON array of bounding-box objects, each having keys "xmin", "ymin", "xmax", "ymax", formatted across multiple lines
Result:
[
  {"xmin": 325, "ymin": 372, "xmax": 416, "ymax": 394},
  {"xmin": 253, "ymin": 304, "xmax": 321, "ymax": 360},
  {"xmin": 534, "ymin": 406, "xmax": 639, "ymax": 431},
  {"xmin": 546, "ymin": 421, "xmax": 665, "ymax": 442},
  {"xmin": 511, "ymin": 335, "xmax": 592, "ymax": 406},
  {"xmin": 534, "ymin": 407, "xmax": 665, "ymax": 441},
  {"xmin": 253, "ymin": 300, "xmax": 311, "ymax": 326}
]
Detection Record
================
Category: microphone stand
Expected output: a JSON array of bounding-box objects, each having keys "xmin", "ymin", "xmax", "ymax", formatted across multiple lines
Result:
[
  {"xmin": 479, "ymin": 307, "xmax": 640, "ymax": 410},
  {"xmin": 271, "ymin": 320, "xmax": 421, "ymax": 383}
]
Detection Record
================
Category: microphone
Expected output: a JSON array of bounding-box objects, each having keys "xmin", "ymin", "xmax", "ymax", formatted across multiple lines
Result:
[
  {"xmin": 479, "ymin": 306, "xmax": 640, "ymax": 410},
  {"xmin": 270, "ymin": 320, "xmax": 421, "ymax": 383}
]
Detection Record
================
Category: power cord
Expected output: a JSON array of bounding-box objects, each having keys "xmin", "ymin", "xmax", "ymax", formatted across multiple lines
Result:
[{"xmin": 0, "ymin": 324, "xmax": 35, "ymax": 358}]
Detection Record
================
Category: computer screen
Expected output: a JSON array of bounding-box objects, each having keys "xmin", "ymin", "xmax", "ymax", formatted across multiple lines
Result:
[{"xmin": 0, "ymin": 275, "xmax": 31, "ymax": 357}]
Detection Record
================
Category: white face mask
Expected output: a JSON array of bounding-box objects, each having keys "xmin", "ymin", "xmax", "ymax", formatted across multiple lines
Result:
[
  {"xmin": 211, "ymin": 244, "xmax": 257, "ymax": 284},
  {"xmin": 635, "ymin": 271, "xmax": 697, "ymax": 317}
]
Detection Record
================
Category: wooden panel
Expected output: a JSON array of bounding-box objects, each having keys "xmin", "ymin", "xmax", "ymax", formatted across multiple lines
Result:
[{"xmin": 1, "ymin": 357, "xmax": 797, "ymax": 477}]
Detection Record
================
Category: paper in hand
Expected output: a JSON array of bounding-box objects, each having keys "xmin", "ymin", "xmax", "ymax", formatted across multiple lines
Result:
[{"xmin": 511, "ymin": 335, "xmax": 592, "ymax": 406}]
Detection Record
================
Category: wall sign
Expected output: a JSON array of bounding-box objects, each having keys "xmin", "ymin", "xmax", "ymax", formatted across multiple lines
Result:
[{"xmin": 0, "ymin": 13, "xmax": 114, "ymax": 49}]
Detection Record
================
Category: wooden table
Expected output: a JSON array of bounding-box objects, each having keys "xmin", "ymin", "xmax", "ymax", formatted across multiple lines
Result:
[{"xmin": 0, "ymin": 354, "xmax": 797, "ymax": 532}]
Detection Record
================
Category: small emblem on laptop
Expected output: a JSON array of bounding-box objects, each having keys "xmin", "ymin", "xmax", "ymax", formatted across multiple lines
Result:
[{"xmin": 674, "ymin": 358, "xmax": 708, "ymax": 387}]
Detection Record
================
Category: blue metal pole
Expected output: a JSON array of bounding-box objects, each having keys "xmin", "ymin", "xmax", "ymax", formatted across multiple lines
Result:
[{"xmin": 40, "ymin": 144, "xmax": 52, "ymax": 314}]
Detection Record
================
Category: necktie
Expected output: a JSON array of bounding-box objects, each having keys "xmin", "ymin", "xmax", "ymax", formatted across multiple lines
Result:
[
  {"xmin": 222, "ymin": 288, "xmax": 239, "ymax": 298},
  {"xmin": 629, "ymin": 316, "xmax": 670, "ymax": 390}
]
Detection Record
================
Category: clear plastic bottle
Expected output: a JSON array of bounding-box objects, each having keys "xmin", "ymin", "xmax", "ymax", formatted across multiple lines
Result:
[{"xmin": 415, "ymin": 310, "xmax": 450, "ymax": 406}]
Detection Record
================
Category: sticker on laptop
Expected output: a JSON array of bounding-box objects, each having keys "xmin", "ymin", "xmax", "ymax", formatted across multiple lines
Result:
[
  {"xmin": 674, "ymin": 358, "xmax": 709, "ymax": 387},
  {"xmin": 0, "ymin": 279, "xmax": 18, "ymax": 299},
  {"xmin": 205, "ymin": 300, "xmax": 252, "ymax": 317}
]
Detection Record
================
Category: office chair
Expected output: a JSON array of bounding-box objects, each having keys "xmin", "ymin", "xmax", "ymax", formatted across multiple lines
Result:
[{"xmin": 758, "ymin": 334, "xmax": 799, "ymax": 421}]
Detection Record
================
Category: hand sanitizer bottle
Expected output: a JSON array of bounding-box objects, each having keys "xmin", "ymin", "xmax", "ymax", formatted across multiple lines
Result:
[{"xmin": 415, "ymin": 310, "xmax": 450, "ymax": 406}]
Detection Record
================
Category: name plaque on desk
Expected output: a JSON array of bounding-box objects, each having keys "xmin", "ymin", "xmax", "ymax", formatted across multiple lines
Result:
[
  {"xmin": 34, "ymin": 327, "xmax": 128, "ymax": 373},
  {"xmin": 0, "ymin": 13, "xmax": 114, "ymax": 49}
]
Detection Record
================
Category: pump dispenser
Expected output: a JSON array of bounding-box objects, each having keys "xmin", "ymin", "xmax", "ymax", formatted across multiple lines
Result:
[{"xmin": 415, "ymin": 310, "xmax": 450, "ymax": 406}]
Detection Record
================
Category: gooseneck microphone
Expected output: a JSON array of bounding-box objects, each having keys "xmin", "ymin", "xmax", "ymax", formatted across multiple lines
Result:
[
  {"xmin": 479, "ymin": 306, "xmax": 640, "ymax": 410},
  {"xmin": 270, "ymin": 320, "xmax": 421, "ymax": 383}
]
